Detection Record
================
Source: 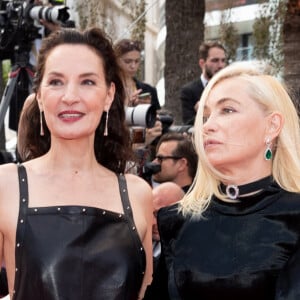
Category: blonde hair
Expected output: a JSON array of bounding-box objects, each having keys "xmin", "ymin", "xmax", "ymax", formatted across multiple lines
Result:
[{"xmin": 180, "ymin": 61, "xmax": 300, "ymax": 218}]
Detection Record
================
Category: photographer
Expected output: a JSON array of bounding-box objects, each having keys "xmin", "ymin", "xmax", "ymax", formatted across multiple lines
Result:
[
  {"xmin": 0, "ymin": 0, "xmax": 74, "ymax": 131},
  {"xmin": 125, "ymin": 104, "xmax": 162, "ymax": 183},
  {"xmin": 151, "ymin": 132, "xmax": 198, "ymax": 192}
]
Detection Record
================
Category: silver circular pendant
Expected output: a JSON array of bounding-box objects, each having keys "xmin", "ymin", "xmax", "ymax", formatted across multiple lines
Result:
[{"xmin": 226, "ymin": 185, "xmax": 239, "ymax": 200}]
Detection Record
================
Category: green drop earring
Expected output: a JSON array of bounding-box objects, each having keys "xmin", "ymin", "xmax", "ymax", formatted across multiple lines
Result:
[{"xmin": 264, "ymin": 138, "xmax": 272, "ymax": 160}]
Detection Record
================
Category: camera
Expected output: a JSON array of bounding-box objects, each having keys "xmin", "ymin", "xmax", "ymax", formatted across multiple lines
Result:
[
  {"xmin": 28, "ymin": 3, "xmax": 70, "ymax": 25},
  {"xmin": 141, "ymin": 161, "xmax": 161, "ymax": 186},
  {"xmin": 125, "ymin": 104, "xmax": 157, "ymax": 128},
  {"xmin": 0, "ymin": 0, "xmax": 71, "ymax": 60},
  {"xmin": 143, "ymin": 161, "xmax": 161, "ymax": 176}
]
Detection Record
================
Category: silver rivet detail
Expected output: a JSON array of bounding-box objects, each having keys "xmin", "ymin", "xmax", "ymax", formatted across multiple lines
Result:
[
  {"xmin": 21, "ymin": 178, "xmax": 25, "ymax": 182},
  {"xmin": 22, "ymin": 198, "xmax": 26, "ymax": 202},
  {"xmin": 126, "ymin": 206, "xmax": 130, "ymax": 210},
  {"xmin": 34, "ymin": 208, "xmax": 38, "ymax": 212},
  {"xmin": 140, "ymin": 247, "xmax": 143, "ymax": 251},
  {"xmin": 20, "ymin": 219, "xmax": 24, "ymax": 223},
  {"xmin": 132, "ymin": 226, "xmax": 136, "ymax": 230},
  {"xmin": 17, "ymin": 243, "xmax": 20, "ymax": 247},
  {"xmin": 119, "ymin": 214, "xmax": 122, "ymax": 218},
  {"xmin": 82, "ymin": 208, "xmax": 86, "ymax": 212},
  {"xmin": 102, "ymin": 211, "xmax": 106, "ymax": 215},
  {"xmin": 123, "ymin": 188, "xmax": 126, "ymax": 193},
  {"xmin": 57, "ymin": 207, "xmax": 61, "ymax": 211},
  {"xmin": 15, "ymin": 268, "xmax": 18, "ymax": 272}
]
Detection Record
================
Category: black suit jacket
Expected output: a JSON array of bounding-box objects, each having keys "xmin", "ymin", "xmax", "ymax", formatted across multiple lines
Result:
[
  {"xmin": 135, "ymin": 78, "xmax": 161, "ymax": 110},
  {"xmin": 180, "ymin": 78, "xmax": 204, "ymax": 125}
]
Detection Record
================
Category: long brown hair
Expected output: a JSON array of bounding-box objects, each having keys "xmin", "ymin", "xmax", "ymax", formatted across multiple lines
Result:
[{"xmin": 17, "ymin": 27, "xmax": 134, "ymax": 173}]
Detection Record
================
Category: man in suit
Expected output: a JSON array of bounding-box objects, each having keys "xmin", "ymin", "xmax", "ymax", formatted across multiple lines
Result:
[{"xmin": 180, "ymin": 41, "xmax": 227, "ymax": 125}]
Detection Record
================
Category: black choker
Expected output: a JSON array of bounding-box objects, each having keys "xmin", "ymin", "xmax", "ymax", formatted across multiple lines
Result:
[{"xmin": 221, "ymin": 176, "xmax": 273, "ymax": 200}]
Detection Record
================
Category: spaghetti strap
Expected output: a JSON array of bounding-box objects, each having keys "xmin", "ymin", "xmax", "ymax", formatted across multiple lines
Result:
[
  {"xmin": 117, "ymin": 173, "xmax": 134, "ymax": 219},
  {"xmin": 14, "ymin": 164, "xmax": 29, "ymax": 297},
  {"xmin": 117, "ymin": 173, "xmax": 144, "ymax": 254}
]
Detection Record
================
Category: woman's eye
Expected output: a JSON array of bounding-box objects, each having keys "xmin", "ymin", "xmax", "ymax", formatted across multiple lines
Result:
[
  {"xmin": 203, "ymin": 115, "xmax": 209, "ymax": 123},
  {"xmin": 222, "ymin": 107, "xmax": 235, "ymax": 114},
  {"xmin": 49, "ymin": 79, "xmax": 63, "ymax": 86},
  {"xmin": 82, "ymin": 79, "xmax": 95, "ymax": 85}
]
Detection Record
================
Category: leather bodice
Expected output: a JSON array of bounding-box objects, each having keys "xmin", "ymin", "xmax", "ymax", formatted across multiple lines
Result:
[
  {"xmin": 13, "ymin": 165, "xmax": 145, "ymax": 300},
  {"xmin": 145, "ymin": 181, "xmax": 300, "ymax": 300}
]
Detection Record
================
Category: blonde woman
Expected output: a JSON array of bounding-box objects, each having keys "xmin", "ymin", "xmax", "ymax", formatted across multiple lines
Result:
[{"xmin": 145, "ymin": 61, "xmax": 300, "ymax": 299}]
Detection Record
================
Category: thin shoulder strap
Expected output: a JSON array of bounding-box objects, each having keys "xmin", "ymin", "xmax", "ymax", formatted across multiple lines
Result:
[
  {"xmin": 117, "ymin": 173, "xmax": 145, "ymax": 257},
  {"xmin": 117, "ymin": 173, "xmax": 134, "ymax": 220},
  {"xmin": 14, "ymin": 164, "xmax": 29, "ymax": 297}
]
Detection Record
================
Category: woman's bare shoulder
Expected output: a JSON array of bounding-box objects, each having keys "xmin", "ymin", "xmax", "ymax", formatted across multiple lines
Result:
[
  {"xmin": 0, "ymin": 163, "xmax": 19, "ymax": 196},
  {"xmin": 0, "ymin": 163, "xmax": 20, "ymax": 220},
  {"xmin": 0, "ymin": 163, "xmax": 19, "ymax": 183},
  {"xmin": 124, "ymin": 173, "xmax": 152, "ymax": 203},
  {"xmin": 124, "ymin": 173, "xmax": 152, "ymax": 193}
]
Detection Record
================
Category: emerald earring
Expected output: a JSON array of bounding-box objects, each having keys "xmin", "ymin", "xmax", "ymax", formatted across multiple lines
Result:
[{"xmin": 264, "ymin": 138, "xmax": 272, "ymax": 160}]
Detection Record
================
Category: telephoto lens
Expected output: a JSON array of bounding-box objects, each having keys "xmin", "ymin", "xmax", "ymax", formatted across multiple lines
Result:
[
  {"xmin": 29, "ymin": 5, "xmax": 70, "ymax": 24},
  {"xmin": 125, "ymin": 104, "xmax": 157, "ymax": 128}
]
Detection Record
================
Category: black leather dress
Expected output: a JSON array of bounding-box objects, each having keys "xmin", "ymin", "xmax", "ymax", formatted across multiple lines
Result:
[
  {"xmin": 145, "ymin": 178, "xmax": 300, "ymax": 300},
  {"xmin": 13, "ymin": 165, "xmax": 145, "ymax": 300}
]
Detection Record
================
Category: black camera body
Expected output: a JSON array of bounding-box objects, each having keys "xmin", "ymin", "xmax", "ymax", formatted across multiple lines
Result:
[
  {"xmin": 141, "ymin": 161, "xmax": 161, "ymax": 186},
  {"xmin": 0, "ymin": 0, "xmax": 71, "ymax": 60}
]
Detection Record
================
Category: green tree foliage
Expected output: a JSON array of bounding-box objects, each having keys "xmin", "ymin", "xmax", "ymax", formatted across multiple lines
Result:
[
  {"xmin": 252, "ymin": 0, "xmax": 287, "ymax": 75},
  {"xmin": 122, "ymin": 0, "xmax": 146, "ymax": 43},
  {"xmin": 218, "ymin": 8, "xmax": 239, "ymax": 63}
]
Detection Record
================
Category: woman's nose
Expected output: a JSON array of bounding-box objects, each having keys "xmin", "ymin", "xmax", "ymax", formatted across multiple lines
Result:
[
  {"xmin": 62, "ymin": 84, "xmax": 80, "ymax": 103},
  {"xmin": 203, "ymin": 114, "xmax": 218, "ymax": 132}
]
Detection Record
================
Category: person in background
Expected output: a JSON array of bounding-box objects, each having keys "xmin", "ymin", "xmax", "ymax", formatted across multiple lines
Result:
[
  {"xmin": 114, "ymin": 38, "xmax": 161, "ymax": 110},
  {"xmin": 9, "ymin": 0, "xmax": 75, "ymax": 132},
  {"xmin": 152, "ymin": 182, "xmax": 184, "ymax": 271},
  {"xmin": 145, "ymin": 61, "xmax": 300, "ymax": 300},
  {"xmin": 180, "ymin": 40, "xmax": 226, "ymax": 125},
  {"xmin": 152, "ymin": 132, "xmax": 198, "ymax": 192},
  {"xmin": 114, "ymin": 38, "xmax": 162, "ymax": 177},
  {"xmin": 0, "ymin": 27, "xmax": 153, "ymax": 300}
]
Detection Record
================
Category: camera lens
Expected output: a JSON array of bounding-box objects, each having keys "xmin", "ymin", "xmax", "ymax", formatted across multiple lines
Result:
[
  {"xmin": 29, "ymin": 5, "xmax": 70, "ymax": 24},
  {"xmin": 125, "ymin": 104, "xmax": 156, "ymax": 128}
]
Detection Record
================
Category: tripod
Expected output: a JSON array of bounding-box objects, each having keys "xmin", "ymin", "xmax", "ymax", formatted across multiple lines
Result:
[{"xmin": 0, "ymin": 51, "xmax": 34, "ymax": 133}]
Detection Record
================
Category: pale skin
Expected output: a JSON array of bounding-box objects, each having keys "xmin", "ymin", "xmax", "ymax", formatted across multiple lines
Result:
[
  {"xmin": 202, "ymin": 78, "xmax": 283, "ymax": 185},
  {"xmin": 0, "ymin": 44, "xmax": 153, "ymax": 299}
]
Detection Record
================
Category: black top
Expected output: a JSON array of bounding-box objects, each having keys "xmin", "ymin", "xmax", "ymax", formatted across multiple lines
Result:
[
  {"xmin": 135, "ymin": 78, "xmax": 161, "ymax": 110},
  {"xmin": 145, "ymin": 178, "xmax": 300, "ymax": 300},
  {"xmin": 13, "ymin": 165, "xmax": 146, "ymax": 300},
  {"xmin": 180, "ymin": 78, "xmax": 204, "ymax": 125}
]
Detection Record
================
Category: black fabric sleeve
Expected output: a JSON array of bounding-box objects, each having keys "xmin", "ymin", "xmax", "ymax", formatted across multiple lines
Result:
[
  {"xmin": 275, "ymin": 245, "xmax": 300, "ymax": 299},
  {"xmin": 180, "ymin": 86, "xmax": 197, "ymax": 124}
]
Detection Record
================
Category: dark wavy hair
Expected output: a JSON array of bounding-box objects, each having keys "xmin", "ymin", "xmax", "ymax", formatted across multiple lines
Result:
[
  {"xmin": 113, "ymin": 39, "xmax": 142, "ymax": 57},
  {"xmin": 156, "ymin": 132, "xmax": 198, "ymax": 179},
  {"xmin": 18, "ymin": 27, "xmax": 133, "ymax": 173}
]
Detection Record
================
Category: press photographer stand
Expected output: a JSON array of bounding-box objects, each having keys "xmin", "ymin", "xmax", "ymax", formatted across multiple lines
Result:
[{"xmin": 0, "ymin": 54, "xmax": 34, "ymax": 132}]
